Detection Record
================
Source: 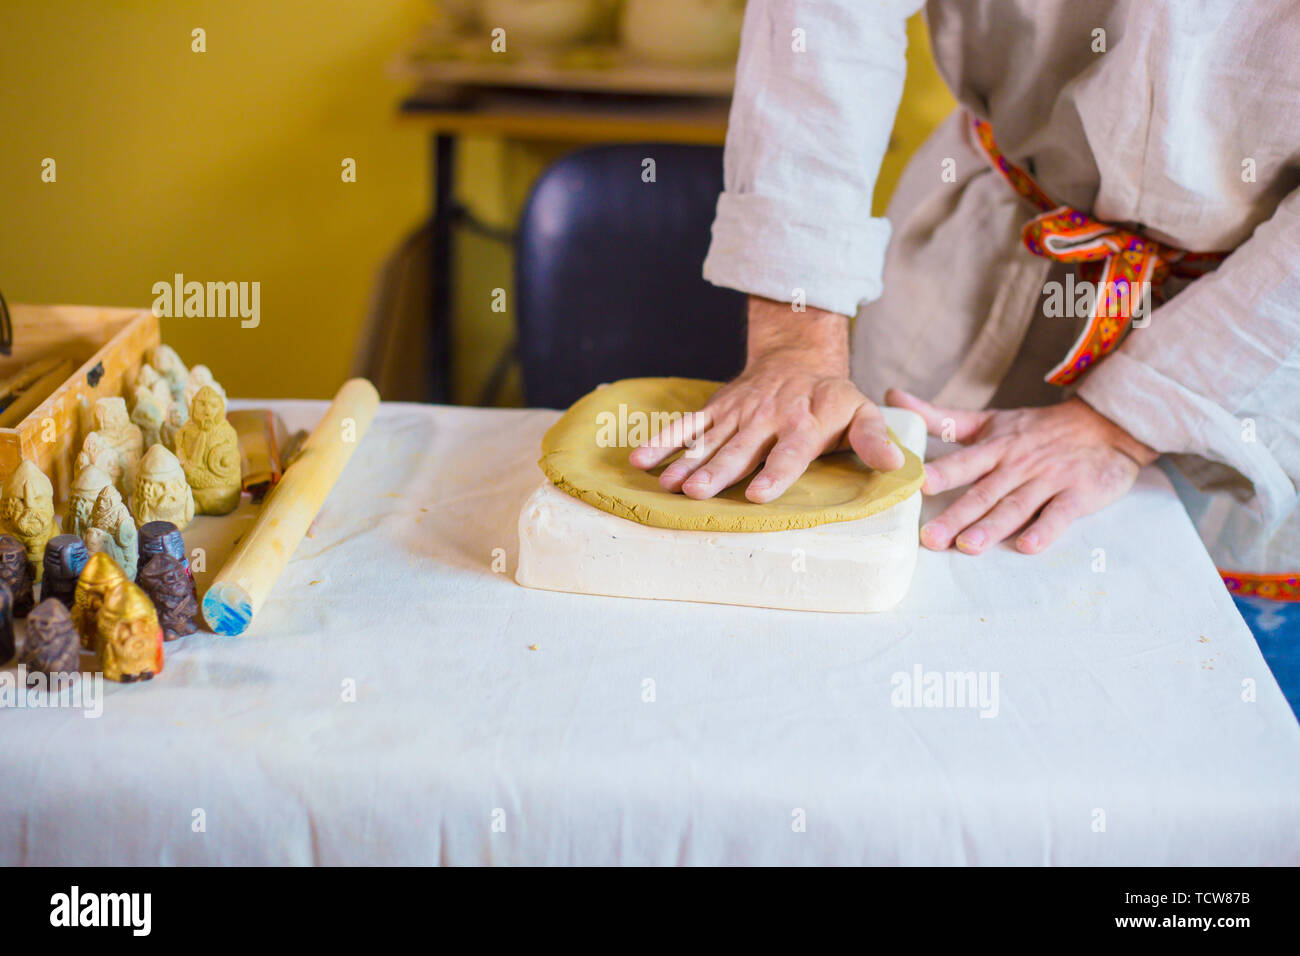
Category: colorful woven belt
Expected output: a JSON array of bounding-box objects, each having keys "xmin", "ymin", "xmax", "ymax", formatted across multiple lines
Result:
[
  {"xmin": 971, "ymin": 116, "xmax": 1225, "ymax": 386},
  {"xmin": 974, "ymin": 117, "xmax": 1299, "ymax": 601}
]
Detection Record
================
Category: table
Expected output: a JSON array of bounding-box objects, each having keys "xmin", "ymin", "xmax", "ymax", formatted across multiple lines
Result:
[{"xmin": 2, "ymin": 401, "xmax": 1298, "ymax": 865}]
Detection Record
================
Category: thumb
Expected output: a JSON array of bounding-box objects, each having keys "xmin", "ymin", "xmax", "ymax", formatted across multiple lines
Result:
[{"xmin": 847, "ymin": 401, "xmax": 905, "ymax": 472}]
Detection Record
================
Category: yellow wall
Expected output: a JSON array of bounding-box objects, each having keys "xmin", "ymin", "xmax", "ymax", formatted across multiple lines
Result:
[
  {"xmin": 1, "ymin": 4, "xmax": 952, "ymax": 404},
  {"xmin": 0, "ymin": 0, "xmax": 430, "ymax": 399}
]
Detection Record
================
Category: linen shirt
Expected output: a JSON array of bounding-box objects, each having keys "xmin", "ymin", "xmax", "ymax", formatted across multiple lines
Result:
[{"xmin": 703, "ymin": 0, "xmax": 1300, "ymax": 577}]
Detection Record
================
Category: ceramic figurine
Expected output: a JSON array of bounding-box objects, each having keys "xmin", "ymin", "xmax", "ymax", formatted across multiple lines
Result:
[
  {"xmin": 0, "ymin": 530, "xmax": 35, "ymax": 621},
  {"xmin": 149, "ymin": 345, "xmax": 190, "ymax": 407},
  {"xmin": 133, "ymin": 444, "xmax": 195, "ymax": 530},
  {"xmin": 42, "ymin": 534, "xmax": 90, "ymax": 609},
  {"xmin": 183, "ymin": 364, "xmax": 226, "ymax": 412},
  {"xmin": 21, "ymin": 598, "xmax": 80, "ymax": 676},
  {"xmin": 84, "ymin": 397, "xmax": 144, "ymax": 495},
  {"xmin": 138, "ymin": 520, "xmax": 191, "ymax": 578},
  {"xmin": 130, "ymin": 386, "xmax": 166, "ymax": 450},
  {"xmin": 138, "ymin": 554, "xmax": 198, "ymax": 641},
  {"xmin": 160, "ymin": 402, "xmax": 186, "ymax": 452},
  {"xmin": 132, "ymin": 364, "xmax": 173, "ymax": 409},
  {"xmin": 1, "ymin": 460, "xmax": 57, "ymax": 582},
  {"xmin": 84, "ymin": 485, "xmax": 139, "ymax": 580},
  {"xmin": 176, "ymin": 386, "xmax": 241, "ymax": 515},
  {"xmin": 0, "ymin": 534, "xmax": 35, "ymax": 617},
  {"xmin": 66, "ymin": 464, "xmax": 112, "ymax": 539},
  {"xmin": 0, "ymin": 581, "xmax": 12, "ymax": 663},
  {"xmin": 96, "ymin": 581, "xmax": 164, "ymax": 682},
  {"xmin": 72, "ymin": 551, "xmax": 129, "ymax": 649},
  {"xmin": 75, "ymin": 431, "xmax": 124, "ymax": 493}
]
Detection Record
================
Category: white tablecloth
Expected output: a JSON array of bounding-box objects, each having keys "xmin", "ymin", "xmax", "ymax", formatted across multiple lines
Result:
[{"xmin": 2, "ymin": 401, "xmax": 1297, "ymax": 865}]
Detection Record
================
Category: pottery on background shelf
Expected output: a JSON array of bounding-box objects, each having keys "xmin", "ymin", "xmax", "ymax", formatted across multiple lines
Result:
[{"xmin": 619, "ymin": 0, "xmax": 744, "ymax": 66}]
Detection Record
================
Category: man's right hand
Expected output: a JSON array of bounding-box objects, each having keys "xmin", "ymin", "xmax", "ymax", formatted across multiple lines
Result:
[{"xmin": 628, "ymin": 296, "xmax": 904, "ymax": 503}]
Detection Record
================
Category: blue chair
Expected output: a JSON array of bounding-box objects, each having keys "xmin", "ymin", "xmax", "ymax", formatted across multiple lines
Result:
[{"xmin": 514, "ymin": 144, "xmax": 745, "ymax": 409}]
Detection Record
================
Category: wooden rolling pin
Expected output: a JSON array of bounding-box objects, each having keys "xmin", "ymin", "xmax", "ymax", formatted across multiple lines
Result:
[{"xmin": 202, "ymin": 378, "xmax": 379, "ymax": 635}]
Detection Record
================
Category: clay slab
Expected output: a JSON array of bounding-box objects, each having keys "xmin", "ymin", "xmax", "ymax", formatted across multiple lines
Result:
[{"xmin": 517, "ymin": 407, "xmax": 927, "ymax": 612}]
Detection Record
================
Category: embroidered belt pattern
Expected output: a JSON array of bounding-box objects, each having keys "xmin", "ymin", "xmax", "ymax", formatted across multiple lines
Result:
[
  {"xmin": 970, "ymin": 116, "xmax": 1225, "ymax": 386},
  {"xmin": 973, "ymin": 118, "xmax": 1300, "ymax": 602},
  {"xmin": 1220, "ymin": 572, "xmax": 1300, "ymax": 603}
]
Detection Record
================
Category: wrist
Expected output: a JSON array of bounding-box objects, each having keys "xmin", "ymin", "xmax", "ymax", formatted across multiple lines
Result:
[
  {"xmin": 1073, "ymin": 396, "xmax": 1159, "ymax": 466},
  {"xmin": 745, "ymin": 295, "xmax": 850, "ymax": 377}
]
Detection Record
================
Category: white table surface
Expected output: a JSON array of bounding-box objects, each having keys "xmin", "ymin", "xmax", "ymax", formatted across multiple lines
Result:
[{"xmin": 2, "ymin": 401, "xmax": 1297, "ymax": 865}]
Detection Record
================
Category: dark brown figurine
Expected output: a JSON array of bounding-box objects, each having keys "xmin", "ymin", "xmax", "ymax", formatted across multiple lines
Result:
[
  {"xmin": 0, "ymin": 533, "xmax": 34, "ymax": 618},
  {"xmin": 138, "ymin": 521, "xmax": 192, "ymax": 580},
  {"xmin": 137, "ymin": 554, "xmax": 199, "ymax": 641},
  {"xmin": 20, "ymin": 598, "xmax": 80, "ymax": 676},
  {"xmin": 42, "ymin": 534, "xmax": 90, "ymax": 608},
  {"xmin": 0, "ymin": 581, "xmax": 12, "ymax": 663}
]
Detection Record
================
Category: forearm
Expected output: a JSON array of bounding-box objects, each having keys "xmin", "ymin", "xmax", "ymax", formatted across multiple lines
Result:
[{"xmin": 703, "ymin": 1, "xmax": 920, "ymax": 315}]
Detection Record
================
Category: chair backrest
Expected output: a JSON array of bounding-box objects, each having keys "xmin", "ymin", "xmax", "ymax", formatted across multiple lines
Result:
[{"xmin": 515, "ymin": 144, "xmax": 745, "ymax": 409}]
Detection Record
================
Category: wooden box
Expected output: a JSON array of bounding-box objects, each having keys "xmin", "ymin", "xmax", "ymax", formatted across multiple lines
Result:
[{"xmin": 0, "ymin": 303, "xmax": 160, "ymax": 502}]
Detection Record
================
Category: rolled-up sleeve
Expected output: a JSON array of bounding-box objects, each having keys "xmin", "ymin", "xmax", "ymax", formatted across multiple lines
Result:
[
  {"xmin": 702, "ymin": 0, "xmax": 922, "ymax": 317},
  {"xmin": 1077, "ymin": 187, "xmax": 1300, "ymax": 526}
]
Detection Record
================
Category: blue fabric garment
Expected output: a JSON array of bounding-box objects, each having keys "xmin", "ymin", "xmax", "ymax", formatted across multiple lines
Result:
[{"xmin": 1234, "ymin": 596, "xmax": 1300, "ymax": 721}]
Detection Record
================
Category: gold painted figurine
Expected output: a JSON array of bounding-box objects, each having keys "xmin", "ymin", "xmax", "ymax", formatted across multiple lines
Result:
[
  {"xmin": 1, "ymin": 460, "xmax": 57, "ymax": 581},
  {"xmin": 176, "ymin": 385, "xmax": 241, "ymax": 515},
  {"xmin": 73, "ymin": 551, "xmax": 129, "ymax": 649},
  {"xmin": 96, "ymin": 581, "xmax": 164, "ymax": 683},
  {"xmin": 133, "ymin": 444, "xmax": 195, "ymax": 530}
]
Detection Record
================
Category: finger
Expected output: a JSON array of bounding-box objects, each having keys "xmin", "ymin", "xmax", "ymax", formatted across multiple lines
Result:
[
  {"xmin": 919, "ymin": 470, "xmax": 1020, "ymax": 550},
  {"xmin": 922, "ymin": 440, "xmax": 1003, "ymax": 495},
  {"xmin": 746, "ymin": 427, "xmax": 825, "ymax": 503},
  {"xmin": 846, "ymin": 401, "xmax": 905, "ymax": 472},
  {"xmin": 682, "ymin": 428, "xmax": 776, "ymax": 500},
  {"xmin": 885, "ymin": 387, "xmax": 991, "ymax": 443},
  {"xmin": 629, "ymin": 408, "xmax": 713, "ymax": 470},
  {"xmin": 1016, "ymin": 490, "xmax": 1088, "ymax": 554},
  {"xmin": 658, "ymin": 420, "xmax": 736, "ymax": 492},
  {"xmin": 954, "ymin": 479, "xmax": 1055, "ymax": 555}
]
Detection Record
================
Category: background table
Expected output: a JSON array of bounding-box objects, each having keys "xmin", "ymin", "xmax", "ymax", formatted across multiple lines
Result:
[{"xmin": 2, "ymin": 401, "xmax": 1298, "ymax": 865}]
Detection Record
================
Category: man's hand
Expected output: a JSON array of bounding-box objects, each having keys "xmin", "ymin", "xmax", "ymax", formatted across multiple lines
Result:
[
  {"xmin": 629, "ymin": 296, "xmax": 904, "ymax": 502},
  {"xmin": 885, "ymin": 389, "xmax": 1159, "ymax": 555}
]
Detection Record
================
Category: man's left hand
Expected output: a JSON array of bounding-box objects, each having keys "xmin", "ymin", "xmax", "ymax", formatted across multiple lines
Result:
[{"xmin": 885, "ymin": 390, "xmax": 1159, "ymax": 555}]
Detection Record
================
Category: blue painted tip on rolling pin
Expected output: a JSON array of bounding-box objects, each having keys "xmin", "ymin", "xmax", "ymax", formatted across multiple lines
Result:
[{"xmin": 202, "ymin": 583, "xmax": 253, "ymax": 636}]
